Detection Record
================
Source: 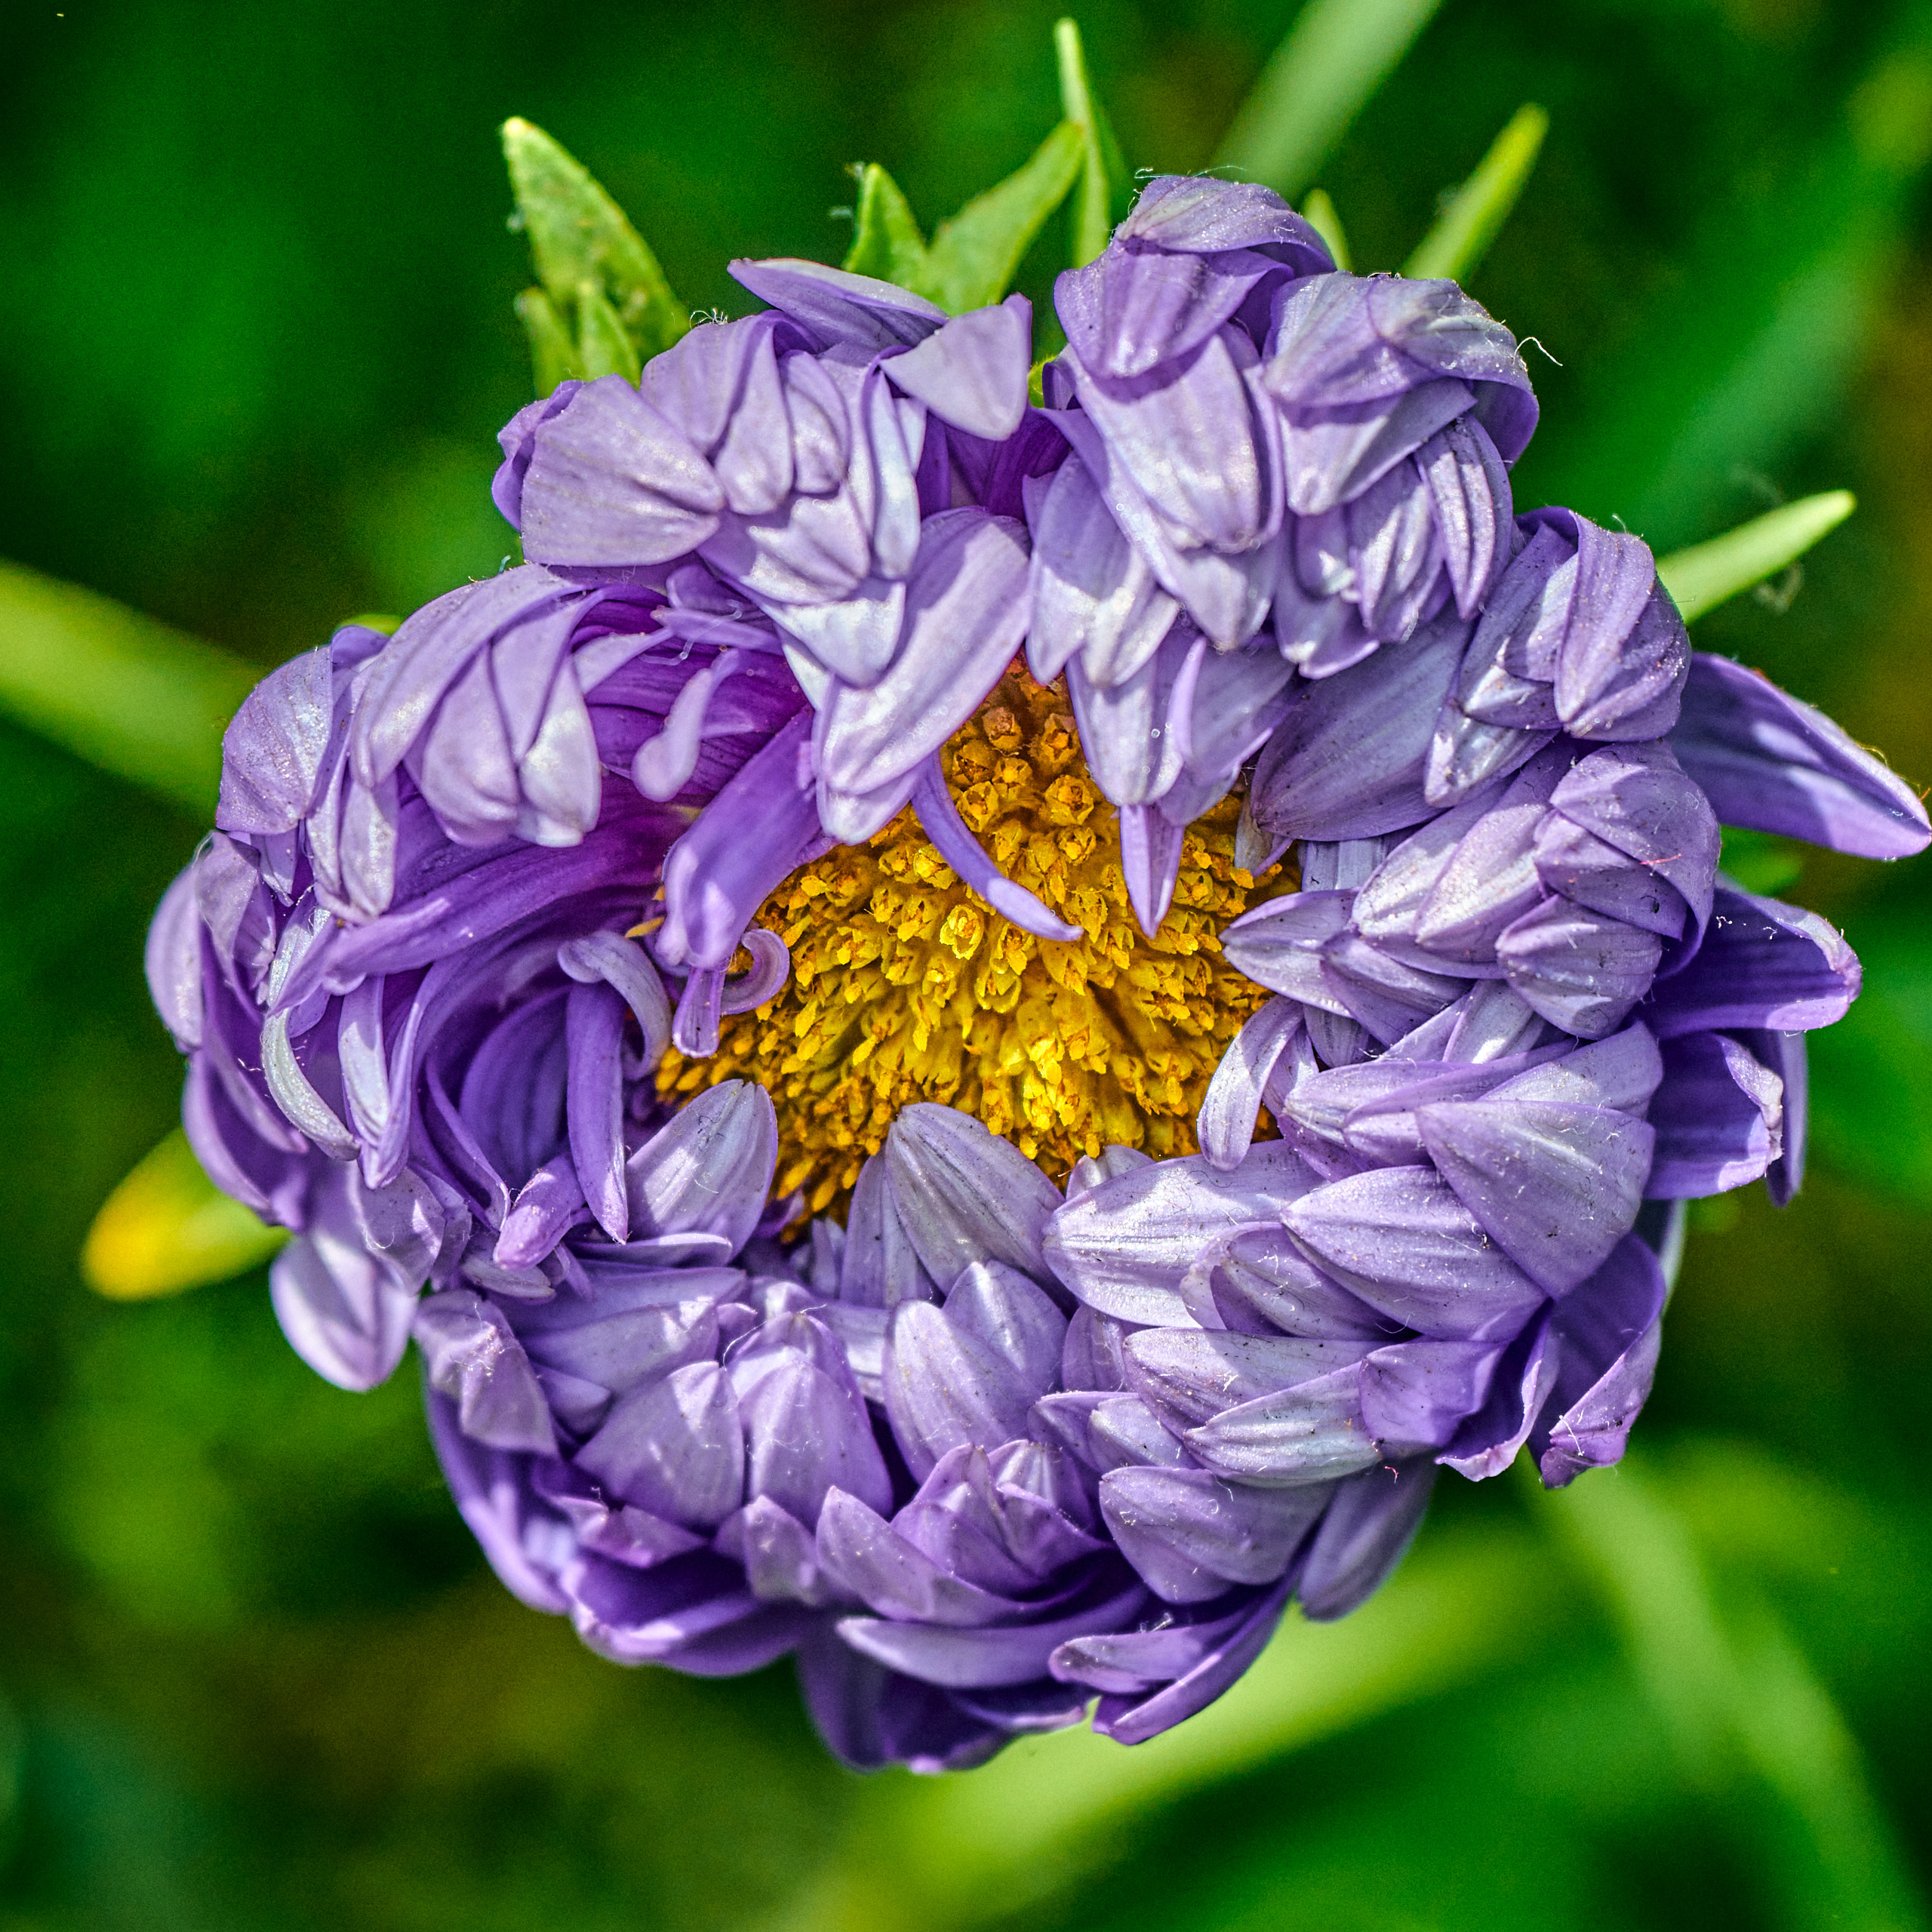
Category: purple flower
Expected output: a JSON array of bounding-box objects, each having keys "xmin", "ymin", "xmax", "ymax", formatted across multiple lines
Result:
[{"xmin": 144, "ymin": 180, "xmax": 1930, "ymax": 1774}]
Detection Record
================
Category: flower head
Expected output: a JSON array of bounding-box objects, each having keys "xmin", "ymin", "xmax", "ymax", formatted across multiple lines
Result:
[{"xmin": 146, "ymin": 180, "xmax": 1927, "ymax": 1770}]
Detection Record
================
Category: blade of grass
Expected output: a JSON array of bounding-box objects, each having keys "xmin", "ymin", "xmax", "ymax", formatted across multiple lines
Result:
[
  {"xmin": 0, "ymin": 558, "xmax": 260, "ymax": 814},
  {"xmin": 1657, "ymin": 490, "xmax": 1856, "ymax": 622},
  {"xmin": 1055, "ymin": 17, "xmax": 1129, "ymax": 268},
  {"xmin": 1214, "ymin": 0, "xmax": 1444, "ymax": 202},
  {"xmin": 923, "ymin": 120, "xmax": 1084, "ymax": 313},
  {"xmin": 1300, "ymin": 188, "xmax": 1352, "ymax": 270},
  {"xmin": 1403, "ymin": 103, "xmax": 1548, "ymax": 283}
]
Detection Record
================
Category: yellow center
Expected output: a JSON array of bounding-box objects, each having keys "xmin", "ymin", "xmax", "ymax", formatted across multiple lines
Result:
[{"xmin": 659, "ymin": 665, "xmax": 1284, "ymax": 1214}]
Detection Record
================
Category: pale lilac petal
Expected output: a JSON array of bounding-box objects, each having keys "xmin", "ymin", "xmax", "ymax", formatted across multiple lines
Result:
[
  {"xmin": 883, "ymin": 1103, "xmax": 1063, "ymax": 1289},
  {"xmin": 1044, "ymin": 1143, "xmax": 1321, "ymax": 1326},
  {"xmin": 1495, "ymin": 897, "xmax": 1664, "ymax": 1038},
  {"xmin": 729, "ymin": 257, "xmax": 946, "ymax": 351},
  {"xmin": 565, "ymin": 980, "xmax": 629, "ymax": 1242},
  {"xmin": 624, "ymin": 1080, "xmax": 777, "ymax": 1253},
  {"xmin": 884, "ymin": 297, "xmax": 1032, "ymax": 439},
  {"xmin": 414, "ymin": 1287, "xmax": 556, "ymax": 1454},
  {"xmin": 1536, "ymin": 1235, "xmax": 1667, "ymax": 1487},
  {"xmin": 217, "ymin": 648, "xmax": 335, "ymax": 835},
  {"xmin": 1416, "ymin": 1099, "xmax": 1654, "ymax": 1295},
  {"xmin": 518, "ymin": 376, "xmax": 726, "ymax": 567},
  {"xmin": 910, "ymin": 759, "xmax": 1081, "ymax": 943},
  {"xmin": 1198, "ymin": 997, "xmax": 1303, "ymax": 1172},
  {"xmin": 1024, "ymin": 455, "xmax": 1180, "ymax": 687},
  {"xmin": 1282, "ymin": 1164, "xmax": 1546, "ymax": 1338},
  {"xmin": 1249, "ymin": 615, "xmax": 1469, "ymax": 841},
  {"xmin": 1088, "ymin": 1580, "xmax": 1294, "ymax": 1744},
  {"xmin": 814, "ymin": 510, "xmax": 1031, "ymax": 833}
]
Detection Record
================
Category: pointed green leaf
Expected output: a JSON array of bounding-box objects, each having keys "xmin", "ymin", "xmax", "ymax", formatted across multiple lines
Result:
[
  {"xmin": 1055, "ymin": 17, "xmax": 1130, "ymax": 269},
  {"xmin": 1404, "ymin": 103, "xmax": 1548, "ymax": 284},
  {"xmin": 1656, "ymin": 490, "xmax": 1856, "ymax": 622},
  {"xmin": 501, "ymin": 116, "xmax": 688, "ymax": 367},
  {"xmin": 1300, "ymin": 188, "xmax": 1352, "ymax": 271},
  {"xmin": 574, "ymin": 278, "xmax": 643, "ymax": 382},
  {"xmin": 1214, "ymin": 0, "xmax": 1444, "ymax": 201},
  {"xmin": 82, "ymin": 1130, "xmax": 286, "ymax": 1300},
  {"xmin": 0, "ymin": 558, "xmax": 260, "ymax": 814},
  {"xmin": 514, "ymin": 285, "xmax": 586, "ymax": 395},
  {"xmin": 843, "ymin": 162, "xmax": 931, "ymax": 288},
  {"xmin": 924, "ymin": 118, "xmax": 1084, "ymax": 314}
]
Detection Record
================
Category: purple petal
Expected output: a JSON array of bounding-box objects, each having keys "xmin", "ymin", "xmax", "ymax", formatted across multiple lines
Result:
[
  {"xmin": 909, "ymin": 759, "xmax": 1081, "ymax": 943},
  {"xmin": 414, "ymin": 1287, "xmax": 555, "ymax": 1453},
  {"xmin": 1644, "ymin": 886, "xmax": 1859, "ymax": 1036},
  {"xmin": 944, "ymin": 1261, "xmax": 1069, "ymax": 1399},
  {"xmin": 815, "ymin": 1487, "xmax": 1010, "ymax": 1625},
  {"xmin": 1423, "ymin": 418, "xmax": 1512, "ymax": 619},
  {"xmin": 729, "ymin": 257, "xmax": 946, "ymax": 351},
  {"xmin": 576, "ymin": 1360, "xmax": 746, "ymax": 1526},
  {"xmin": 1100, "ymin": 1465, "xmax": 1327, "ymax": 1602},
  {"xmin": 517, "ymin": 376, "xmax": 725, "ymax": 568},
  {"xmin": 624, "ymin": 1081, "xmax": 777, "ymax": 1254},
  {"xmin": 1416, "ymin": 1099, "xmax": 1653, "ymax": 1295},
  {"xmin": 269, "ymin": 1178, "xmax": 420, "ymax": 1391},
  {"xmin": 1119, "ymin": 804, "xmax": 1186, "ymax": 937},
  {"xmin": 740, "ymin": 1354, "xmax": 894, "ymax": 1525},
  {"xmin": 836, "ymin": 1579, "xmax": 1149, "ymax": 1689},
  {"xmin": 883, "ymin": 1103, "xmax": 1063, "ymax": 1290},
  {"xmin": 1535, "ymin": 1235, "xmax": 1666, "ymax": 1487},
  {"xmin": 1044, "ymin": 1143, "xmax": 1321, "ymax": 1326},
  {"xmin": 1644, "ymin": 1030, "xmax": 1783, "ymax": 1197},
  {"xmin": 1671, "ymin": 653, "xmax": 1930, "ymax": 859},
  {"xmin": 882, "ymin": 1300, "xmax": 1040, "ymax": 1480},
  {"xmin": 1089, "ymin": 1580, "xmax": 1294, "ymax": 1743},
  {"xmin": 1198, "ymin": 997, "xmax": 1304, "ymax": 1172},
  {"xmin": 1051, "ymin": 408, "xmax": 1275, "ymax": 648},
  {"xmin": 1118, "ymin": 175, "xmax": 1332, "ymax": 265},
  {"xmin": 1297, "ymin": 1460, "xmax": 1437, "ymax": 1620},
  {"xmin": 565, "ymin": 981, "xmax": 629, "ymax": 1242},
  {"xmin": 885, "ymin": 297, "xmax": 1032, "ymax": 439},
  {"xmin": 426, "ymin": 1392, "xmax": 571, "ymax": 1614},
  {"xmin": 1023, "ymin": 456, "xmax": 1180, "ymax": 687},
  {"xmin": 1495, "ymin": 896, "xmax": 1663, "ymax": 1039},
  {"xmin": 1283, "ymin": 1164, "xmax": 1546, "ymax": 1338},
  {"xmin": 217, "ymin": 648, "xmax": 335, "ymax": 835},
  {"xmin": 1250, "ymin": 615, "xmax": 1469, "ymax": 841},
  {"xmin": 814, "ymin": 509, "xmax": 1032, "ymax": 835},
  {"xmin": 657, "ymin": 711, "xmax": 825, "ymax": 972}
]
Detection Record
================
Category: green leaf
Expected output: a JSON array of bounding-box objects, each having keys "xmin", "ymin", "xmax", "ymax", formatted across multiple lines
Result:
[
  {"xmin": 500, "ymin": 116, "xmax": 688, "ymax": 380},
  {"xmin": 1214, "ymin": 0, "xmax": 1445, "ymax": 202},
  {"xmin": 923, "ymin": 119, "xmax": 1084, "ymax": 314},
  {"xmin": 1300, "ymin": 187, "xmax": 1352, "ymax": 271},
  {"xmin": 574, "ymin": 278, "xmax": 643, "ymax": 382},
  {"xmin": 0, "ymin": 558, "xmax": 260, "ymax": 814},
  {"xmin": 1656, "ymin": 489, "xmax": 1856, "ymax": 623},
  {"xmin": 513, "ymin": 285, "xmax": 585, "ymax": 394},
  {"xmin": 1403, "ymin": 103, "xmax": 1548, "ymax": 284},
  {"xmin": 82, "ymin": 1130, "xmax": 286, "ymax": 1300},
  {"xmin": 1054, "ymin": 17, "xmax": 1129, "ymax": 269},
  {"xmin": 843, "ymin": 162, "xmax": 931, "ymax": 287}
]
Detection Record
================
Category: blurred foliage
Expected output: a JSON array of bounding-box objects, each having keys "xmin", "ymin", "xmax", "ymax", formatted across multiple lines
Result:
[{"xmin": 3, "ymin": 1, "xmax": 1932, "ymax": 1928}]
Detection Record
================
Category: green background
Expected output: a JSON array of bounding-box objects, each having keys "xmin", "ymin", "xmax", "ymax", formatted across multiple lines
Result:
[{"xmin": 3, "ymin": 2, "xmax": 1930, "ymax": 1927}]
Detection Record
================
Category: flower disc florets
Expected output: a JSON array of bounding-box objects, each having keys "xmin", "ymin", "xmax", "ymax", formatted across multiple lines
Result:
[{"xmin": 666, "ymin": 665, "xmax": 1279, "ymax": 1209}]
